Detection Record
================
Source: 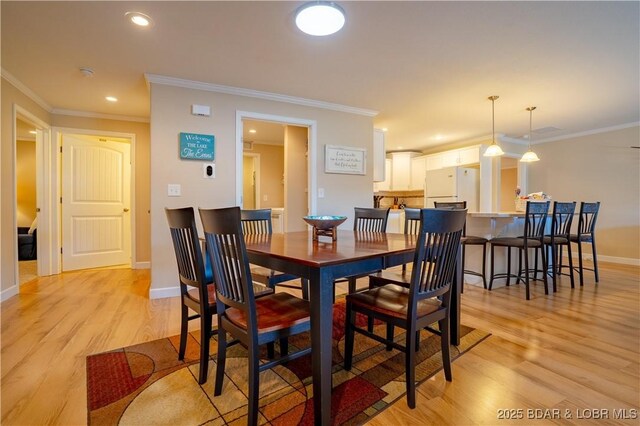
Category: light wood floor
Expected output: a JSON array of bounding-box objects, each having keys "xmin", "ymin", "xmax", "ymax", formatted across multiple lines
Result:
[{"xmin": 2, "ymin": 262, "xmax": 638, "ymax": 425}]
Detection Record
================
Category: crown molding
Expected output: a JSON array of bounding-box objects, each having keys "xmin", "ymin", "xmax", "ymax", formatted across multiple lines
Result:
[
  {"xmin": 52, "ymin": 108, "xmax": 150, "ymax": 123},
  {"xmin": 1, "ymin": 68, "xmax": 52, "ymax": 112},
  {"xmin": 144, "ymin": 73, "xmax": 379, "ymax": 117},
  {"xmin": 532, "ymin": 121, "xmax": 640, "ymax": 144}
]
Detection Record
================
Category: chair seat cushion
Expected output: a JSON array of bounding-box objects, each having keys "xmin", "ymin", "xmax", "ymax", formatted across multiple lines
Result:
[
  {"xmin": 462, "ymin": 235, "xmax": 488, "ymax": 245},
  {"xmin": 347, "ymin": 284, "xmax": 442, "ymax": 320},
  {"xmin": 570, "ymin": 234, "xmax": 593, "ymax": 243},
  {"xmin": 226, "ymin": 292, "xmax": 309, "ymax": 334},
  {"xmin": 490, "ymin": 237, "xmax": 542, "ymax": 248},
  {"xmin": 543, "ymin": 236, "xmax": 569, "ymax": 245},
  {"xmin": 188, "ymin": 283, "xmax": 272, "ymax": 306}
]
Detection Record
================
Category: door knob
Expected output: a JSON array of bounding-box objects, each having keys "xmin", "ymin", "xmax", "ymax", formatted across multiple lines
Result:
[{"xmin": 123, "ymin": 208, "xmax": 130, "ymax": 212}]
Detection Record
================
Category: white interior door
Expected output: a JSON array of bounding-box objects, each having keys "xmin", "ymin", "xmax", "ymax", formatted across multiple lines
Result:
[{"xmin": 62, "ymin": 134, "xmax": 131, "ymax": 271}]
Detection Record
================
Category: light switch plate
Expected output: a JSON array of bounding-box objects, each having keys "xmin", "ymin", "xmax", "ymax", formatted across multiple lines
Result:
[
  {"xmin": 168, "ymin": 184, "xmax": 181, "ymax": 196},
  {"xmin": 318, "ymin": 188, "xmax": 325, "ymax": 198}
]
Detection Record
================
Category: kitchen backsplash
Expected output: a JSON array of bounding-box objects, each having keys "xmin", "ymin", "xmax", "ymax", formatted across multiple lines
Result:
[{"xmin": 374, "ymin": 190, "xmax": 424, "ymax": 209}]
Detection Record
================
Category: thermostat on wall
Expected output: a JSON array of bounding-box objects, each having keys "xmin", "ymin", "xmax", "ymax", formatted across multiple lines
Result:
[{"xmin": 191, "ymin": 104, "xmax": 211, "ymax": 117}]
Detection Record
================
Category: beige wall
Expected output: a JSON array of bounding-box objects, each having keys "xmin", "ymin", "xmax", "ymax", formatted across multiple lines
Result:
[
  {"xmin": 52, "ymin": 115, "xmax": 151, "ymax": 263},
  {"xmin": 16, "ymin": 139, "xmax": 37, "ymax": 227},
  {"xmin": 500, "ymin": 167, "xmax": 517, "ymax": 211},
  {"xmin": 150, "ymin": 83, "xmax": 373, "ymax": 294},
  {"xmin": 285, "ymin": 125, "xmax": 308, "ymax": 231},
  {"xmin": 245, "ymin": 143, "xmax": 284, "ymax": 208},
  {"xmin": 1, "ymin": 78, "xmax": 51, "ymax": 294},
  {"xmin": 528, "ymin": 126, "xmax": 640, "ymax": 261}
]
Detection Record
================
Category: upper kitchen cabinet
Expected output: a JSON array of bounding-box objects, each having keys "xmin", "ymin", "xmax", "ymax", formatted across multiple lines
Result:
[
  {"xmin": 410, "ymin": 156, "xmax": 427, "ymax": 190},
  {"xmin": 372, "ymin": 129, "xmax": 386, "ymax": 182},
  {"xmin": 425, "ymin": 145, "xmax": 481, "ymax": 170},
  {"xmin": 373, "ymin": 158, "xmax": 392, "ymax": 191},
  {"xmin": 390, "ymin": 152, "xmax": 419, "ymax": 190}
]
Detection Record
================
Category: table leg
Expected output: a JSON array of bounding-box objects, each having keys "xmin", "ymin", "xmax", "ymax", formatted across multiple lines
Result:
[{"xmin": 309, "ymin": 267, "xmax": 333, "ymax": 426}]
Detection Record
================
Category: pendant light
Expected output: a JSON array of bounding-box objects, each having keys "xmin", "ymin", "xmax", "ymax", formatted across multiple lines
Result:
[
  {"xmin": 520, "ymin": 106, "xmax": 540, "ymax": 162},
  {"xmin": 295, "ymin": 2, "xmax": 345, "ymax": 36},
  {"xmin": 484, "ymin": 95, "xmax": 504, "ymax": 157}
]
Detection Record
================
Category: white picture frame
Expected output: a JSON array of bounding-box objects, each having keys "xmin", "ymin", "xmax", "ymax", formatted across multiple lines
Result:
[{"xmin": 324, "ymin": 145, "xmax": 366, "ymax": 175}]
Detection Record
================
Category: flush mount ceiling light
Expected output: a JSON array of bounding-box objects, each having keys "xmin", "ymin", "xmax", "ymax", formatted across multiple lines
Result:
[
  {"xmin": 483, "ymin": 95, "xmax": 505, "ymax": 157},
  {"xmin": 125, "ymin": 11, "xmax": 153, "ymax": 27},
  {"xmin": 105, "ymin": 96, "xmax": 118, "ymax": 102},
  {"xmin": 520, "ymin": 106, "xmax": 541, "ymax": 162},
  {"xmin": 249, "ymin": 129, "xmax": 257, "ymax": 134},
  {"xmin": 295, "ymin": 1, "xmax": 345, "ymax": 36}
]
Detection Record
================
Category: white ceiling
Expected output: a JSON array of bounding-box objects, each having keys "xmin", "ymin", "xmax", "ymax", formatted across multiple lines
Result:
[{"xmin": 3, "ymin": 1, "xmax": 638, "ymax": 151}]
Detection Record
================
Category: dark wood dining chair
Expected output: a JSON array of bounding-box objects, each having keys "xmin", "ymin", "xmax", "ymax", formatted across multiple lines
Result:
[
  {"xmin": 337, "ymin": 207, "xmax": 390, "ymax": 295},
  {"xmin": 165, "ymin": 207, "xmax": 273, "ymax": 385},
  {"xmin": 543, "ymin": 201, "xmax": 576, "ymax": 291},
  {"xmin": 569, "ymin": 201, "xmax": 601, "ymax": 286},
  {"xmin": 199, "ymin": 206, "xmax": 312, "ymax": 426},
  {"xmin": 488, "ymin": 201, "xmax": 550, "ymax": 300},
  {"xmin": 241, "ymin": 208, "xmax": 309, "ymax": 299},
  {"xmin": 344, "ymin": 208, "xmax": 467, "ymax": 409},
  {"xmin": 434, "ymin": 201, "xmax": 487, "ymax": 292}
]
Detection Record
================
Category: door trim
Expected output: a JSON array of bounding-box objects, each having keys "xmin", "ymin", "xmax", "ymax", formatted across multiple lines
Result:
[
  {"xmin": 50, "ymin": 127, "xmax": 136, "ymax": 274},
  {"xmin": 235, "ymin": 111, "xmax": 317, "ymax": 215}
]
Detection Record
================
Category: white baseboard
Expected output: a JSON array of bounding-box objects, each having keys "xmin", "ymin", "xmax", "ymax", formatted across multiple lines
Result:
[
  {"xmin": 1, "ymin": 285, "xmax": 18, "ymax": 302},
  {"xmin": 149, "ymin": 285, "xmax": 180, "ymax": 299},
  {"xmin": 562, "ymin": 252, "xmax": 639, "ymax": 266},
  {"xmin": 134, "ymin": 261, "xmax": 151, "ymax": 269}
]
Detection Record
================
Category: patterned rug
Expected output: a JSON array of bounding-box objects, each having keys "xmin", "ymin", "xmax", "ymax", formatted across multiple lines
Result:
[{"xmin": 87, "ymin": 300, "xmax": 489, "ymax": 425}]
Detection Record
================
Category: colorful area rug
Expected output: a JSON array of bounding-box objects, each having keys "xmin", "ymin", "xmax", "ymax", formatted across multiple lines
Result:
[{"xmin": 87, "ymin": 301, "xmax": 489, "ymax": 425}]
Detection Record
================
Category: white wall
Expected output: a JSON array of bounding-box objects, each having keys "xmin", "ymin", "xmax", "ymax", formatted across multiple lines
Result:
[
  {"xmin": 149, "ymin": 83, "xmax": 374, "ymax": 296},
  {"xmin": 528, "ymin": 125, "xmax": 640, "ymax": 261}
]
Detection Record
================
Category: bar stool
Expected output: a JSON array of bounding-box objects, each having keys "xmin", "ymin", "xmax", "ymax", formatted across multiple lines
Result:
[
  {"xmin": 569, "ymin": 201, "xmax": 601, "ymax": 286},
  {"xmin": 489, "ymin": 201, "xmax": 550, "ymax": 300},
  {"xmin": 434, "ymin": 201, "xmax": 488, "ymax": 291},
  {"xmin": 542, "ymin": 201, "xmax": 576, "ymax": 291}
]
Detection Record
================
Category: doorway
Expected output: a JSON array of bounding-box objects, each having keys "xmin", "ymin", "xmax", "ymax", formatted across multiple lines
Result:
[
  {"xmin": 15, "ymin": 118, "xmax": 39, "ymax": 285},
  {"xmin": 242, "ymin": 153, "xmax": 261, "ymax": 210},
  {"xmin": 237, "ymin": 112, "xmax": 317, "ymax": 232}
]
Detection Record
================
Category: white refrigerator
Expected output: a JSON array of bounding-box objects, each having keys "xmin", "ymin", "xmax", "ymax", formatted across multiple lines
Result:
[{"xmin": 424, "ymin": 166, "xmax": 479, "ymax": 211}]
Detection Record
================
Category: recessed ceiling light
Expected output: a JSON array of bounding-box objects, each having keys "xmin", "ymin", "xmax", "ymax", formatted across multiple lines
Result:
[
  {"xmin": 295, "ymin": 2, "xmax": 345, "ymax": 36},
  {"xmin": 398, "ymin": 146, "xmax": 403, "ymax": 149},
  {"xmin": 105, "ymin": 96, "xmax": 118, "ymax": 102},
  {"xmin": 382, "ymin": 128, "xmax": 388, "ymax": 132},
  {"xmin": 125, "ymin": 12, "xmax": 153, "ymax": 27},
  {"xmin": 434, "ymin": 134, "xmax": 444, "ymax": 141},
  {"xmin": 29, "ymin": 130, "xmax": 37, "ymax": 135},
  {"xmin": 249, "ymin": 129, "xmax": 257, "ymax": 134}
]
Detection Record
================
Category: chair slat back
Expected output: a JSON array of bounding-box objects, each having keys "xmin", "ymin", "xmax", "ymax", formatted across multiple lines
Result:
[
  {"xmin": 403, "ymin": 208, "xmax": 421, "ymax": 235},
  {"xmin": 433, "ymin": 201, "xmax": 468, "ymax": 236},
  {"xmin": 524, "ymin": 201, "xmax": 550, "ymax": 239},
  {"xmin": 165, "ymin": 207, "xmax": 206, "ymax": 289},
  {"xmin": 200, "ymin": 207, "xmax": 257, "ymax": 316},
  {"xmin": 577, "ymin": 202, "xmax": 600, "ymax": 236},
  {"xmin": 411, "ymin": 208, "xmax": 466, "ymax": 299},
  {"xmin": 240, "ymin": 209, "xmax": 273, "ymax": 235},
  {"xmin": 353, "ymin": 207, "xmax": 390, "ymax": 232},
  {"xmin": 551, "ymin": 201, "xmax": 576, "ymax": 237}
]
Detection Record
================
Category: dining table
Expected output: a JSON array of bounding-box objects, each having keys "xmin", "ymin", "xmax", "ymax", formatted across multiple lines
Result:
[{"xmin": 244, "ymin": 230, "xmax": 462, "ymax": 426}]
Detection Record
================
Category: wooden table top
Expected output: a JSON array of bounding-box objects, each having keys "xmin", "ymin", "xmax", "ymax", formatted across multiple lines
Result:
[{"xmin": 244, "ymin": 230, "xmax": 417, "ymax": 267}]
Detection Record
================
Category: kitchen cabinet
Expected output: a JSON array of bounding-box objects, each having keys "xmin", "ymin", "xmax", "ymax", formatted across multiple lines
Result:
[
  {"xmin": 390, "ymin": 152, "xmax": 419, "ymax": 190},
  {"xmin": 373, "ymin": 129, "xmax": 386, "ymax": 182},
  {"xmin": 373, "ymin": 159, "xmax": 392, "ymax": 191},
  {"xmin": 410, "ymin": 156, "xmax": 427, "ymax": 190},
  {"xmin": 425, "ymin": 145, "xmax": 481, "ymax": 170}
]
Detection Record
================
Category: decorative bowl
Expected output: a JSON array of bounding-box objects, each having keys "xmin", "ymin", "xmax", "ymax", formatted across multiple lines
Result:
[{"xmin": 303, "ymin": 215, "xmax": 347, "ymax": 230}]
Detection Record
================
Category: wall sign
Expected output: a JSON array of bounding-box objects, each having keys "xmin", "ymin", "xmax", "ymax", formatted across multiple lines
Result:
[
  {"xmin": 324, "ymin": 145, "xmax": 366, "ymax": 175},
  {"xmin": 179, "ymin": 132, "xmax": 215, "ymax": 160}
]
